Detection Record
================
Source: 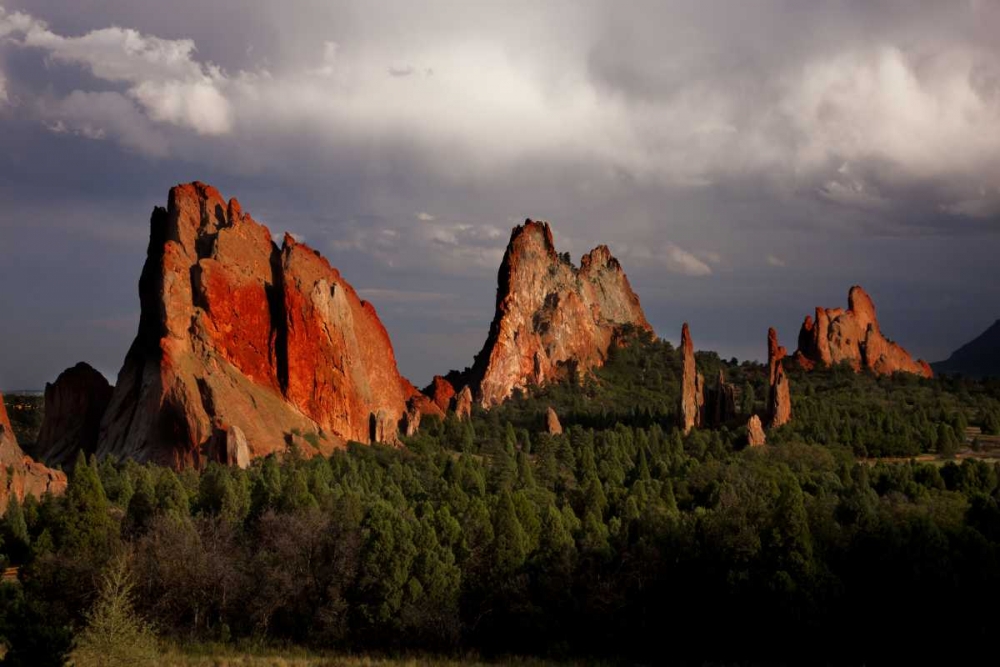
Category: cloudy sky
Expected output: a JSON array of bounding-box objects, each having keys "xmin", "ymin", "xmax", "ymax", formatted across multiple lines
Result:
[{"xmin": 1, "ymin": 0, "xmax": 998, "ymax": 389}]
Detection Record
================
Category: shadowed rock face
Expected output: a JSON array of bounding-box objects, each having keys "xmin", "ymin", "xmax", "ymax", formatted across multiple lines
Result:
[
  {"xmin": 767, "ymin": 328, "xmax": 792, "ymax": 429},
  {"xmin": 1, "ymin": 390, "xmax": 67, "ymax": 511},
  {"xmin": 705, "ymin": 369, "xmax": 737, "ymax": 428},
  {"xmin": 794, "ymin": 286, "xmax": 932, "ymax": 378},
  {"xmin": 97, "ymin": 182, "xmax": 412, "ymax": 468},
  {"xmin": 467, "ymin": 220, "xmax": 651, "ymax": 408},
  {"xmin": 35, "ymin": 362, "xmax": 113, "ymax": 468}
]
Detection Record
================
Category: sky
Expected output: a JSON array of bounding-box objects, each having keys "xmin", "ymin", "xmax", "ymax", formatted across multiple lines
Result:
[{"xmin": 1, "ymin": 0, "xmax": 998, "ymax": 390}]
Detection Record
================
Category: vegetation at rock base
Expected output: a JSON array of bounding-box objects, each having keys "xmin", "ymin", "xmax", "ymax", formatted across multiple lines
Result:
[{"xmin": 1, "ymin": 331, "xmax": 1000, "ymax": 665}]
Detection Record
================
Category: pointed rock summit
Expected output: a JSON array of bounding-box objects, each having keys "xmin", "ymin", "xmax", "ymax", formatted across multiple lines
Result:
[
  {"xmin": 35, "ymin": 362, "xmax": 113, "ymax": 468},
  {"xmin": 794, "ymin": 286, "xmax": 932, "ymax": 378},
  {"xmin": 464, "ymin": 220, "xmax": 651, "ymax": 407},
  {"xmin": 767, "ymin": 328, "xmax": 792, "ymax": 429},
  {"xmin": 1, "ymin": 390, "xmax": 67, "ymax": 510},
  {"xmin": 97, "ymin": 182, "xmax": 415, "ymax": 467}
]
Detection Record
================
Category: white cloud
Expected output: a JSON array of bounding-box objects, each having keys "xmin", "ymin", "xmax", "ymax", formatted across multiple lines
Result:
[
  {"xmin": 0, "ymin": 7, "xmax": 232, "ymax": 137},
  {"xmin": 697, "ymin": 251, "xmax": 723, "ymax": 265},
  {"xmin": 1, "ymin": 4, "xmax": 999, "ymax": 222},
  {"xmin": 664, "ymin": 244, "xmax": 713, "ymax": 276},
  {"xmin": 416, "ymin": 212, "xmax": 436, "ymax": 221},
  {"xmin": 766, "ymin": 254, "xmax": 787, "ymax": 267}
]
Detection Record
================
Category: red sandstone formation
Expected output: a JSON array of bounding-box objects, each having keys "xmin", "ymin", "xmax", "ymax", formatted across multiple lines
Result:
[
  {"xmin": 35, "ymin": 362, "xmax": 113, "ymax": 468},
  {"xmin": 546, "ymin": 406, "xmax": 563, "ymax": 435},
  {"xmin": 97, "ymin": 182, "xmax": 413, "ymax": 468},
  {"xmin": 679, "ymin": 323, "xmax": 704, "ymax": 434},
  {"xmin": 794, "ymin": 286, "xmax": 932, "ymax": 378},
  {"xmin": 426, "ymin": 376, "xmax": 457, "ymax": 413},
  {"xmin": 1, "ymin": 390, "xmax": 67, "ymax": 510},
  {"xmin": 454, "ymin": 386, "xmax": 473, "ymax": 422},
  {"xmin": 466, "ymin": 220, "xmax": 651, "ymax": 408},
  {"xmin": 747, "ymin": 415, "xmax": 767, "ymax": 447},
  {"xmin": 767, "ymin": 328, "xmax": 792, "ymax": 429},
  {"xmin": 280, "ymin": 233, "xmax": 410, "ymax": 444}
]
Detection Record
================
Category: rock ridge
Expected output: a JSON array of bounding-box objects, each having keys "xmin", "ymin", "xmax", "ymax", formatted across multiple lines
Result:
[
  {"xmin": 462, "ymin": 219, "xmax": 652, "ymax": 408},
  {"xmin": 794, "ymin": 285, "xmax": 932, "ymax": 378}
]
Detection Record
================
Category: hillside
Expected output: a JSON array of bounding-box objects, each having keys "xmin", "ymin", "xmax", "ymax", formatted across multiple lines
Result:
[{"xmin": 934, "ymin": 319, "xmax": 1000, "ymax": 378}]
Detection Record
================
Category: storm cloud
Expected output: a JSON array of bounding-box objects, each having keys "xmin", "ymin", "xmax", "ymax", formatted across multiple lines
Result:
[{"xmin": 1, "ymin": 0, "xmax": 998, "ymax": 389}]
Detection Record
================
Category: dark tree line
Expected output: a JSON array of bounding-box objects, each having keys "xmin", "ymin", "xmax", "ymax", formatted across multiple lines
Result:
[{"xmin": 1, "ymin": 333, "xmax": 1000, "ymax": 665}]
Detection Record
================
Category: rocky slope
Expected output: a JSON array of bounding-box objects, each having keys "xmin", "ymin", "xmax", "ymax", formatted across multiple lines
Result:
[
  {"xmin": 464, "ymin": 220, "xmax": 652, "ymax": 408},
  {"xmin": 1, "ymin": 390, "xmax": 67, "ymax": 509},
  {"xmin": 35, "ymin": 362, "xmax": 113, "ymax": 468},
  {"xmin": 97, "ymin": 182, "xmax": 417, "ymax": 468},
  {"xmin": 933, "ymin": 319, "xmax": 1000, "ymax": 378},
  {"xmin": 793, "ymin": 286, "xmax": 932, "ymax": 378}
]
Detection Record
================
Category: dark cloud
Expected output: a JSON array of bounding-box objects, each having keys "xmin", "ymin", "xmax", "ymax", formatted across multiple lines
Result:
[{"xmin": 0, "ymin": 1, "xmax": 998, "ymax": 389}]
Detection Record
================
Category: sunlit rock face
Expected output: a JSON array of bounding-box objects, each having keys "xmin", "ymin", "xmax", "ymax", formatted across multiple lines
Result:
[
  {"xmin": 97, "ymin": 182, "xmax": 413, "ymax": 468},
  {"xmin": 794, "ymin": 286, "xmax": 932, "ymax": 378},
  {"xmin": 1, "ymin": 390, "xmax": 67, "ymax": 510},
  {"xmin": 679, "ymin": 323, "xmax": 704, "ymax": 435},
  {"xmin": 466, "ymin": 220, "xmax": 652, "ymax": 408},
  {"xmin": 767, "ymin": 328, "xmax": 792, "ymax": 429}
]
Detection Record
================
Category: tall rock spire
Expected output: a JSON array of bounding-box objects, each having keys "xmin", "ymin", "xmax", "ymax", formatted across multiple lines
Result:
[{"xmin": 767, "ymin": 328, "xmax": 792, "ymax": 429}]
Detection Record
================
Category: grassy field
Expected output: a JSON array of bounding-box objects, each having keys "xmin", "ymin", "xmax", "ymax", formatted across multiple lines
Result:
[{"xmin": 154, "ymin": 646, "xmax": 590, "ymax": 667}]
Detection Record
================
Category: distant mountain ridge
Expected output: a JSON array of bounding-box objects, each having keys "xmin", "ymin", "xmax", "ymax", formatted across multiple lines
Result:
[{"xmin": 933, "ymin": 319, "xmax": 1000, "ymax": 378}]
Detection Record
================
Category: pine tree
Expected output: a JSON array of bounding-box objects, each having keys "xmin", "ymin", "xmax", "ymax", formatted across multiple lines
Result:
[
  {"xmin": 71, "ymin": 555, "xmax": 158, "ymax": 667},
  {"xmin": 492, "ymin": 490, "xmax": 528, "ymax": 574}
]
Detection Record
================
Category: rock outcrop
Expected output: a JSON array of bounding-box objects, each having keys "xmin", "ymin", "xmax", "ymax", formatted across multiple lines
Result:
[
  {"xmin": 97, "ymin": 182, "xmax": 413, "ymax": 468},
  {"xmin": 794, "ymin": 286, "xmax": 932, "ymax": 378},
  {"xmin": 705, "ymin": 369, "xmax": 737, "ymax": 428},
  {"xmin": 454, "ymin": 386, "xmax": 473, "ymax": 422},
  {"xmin": 465, "ymin": 220, "xmax": 651, "ymax": 408},
  {"xmin": 546, "ymin": 407, "xmax": 563, "ymax": 435},
  {"xmin": 767, "ymin": 328, "xmax": 792, "ymax": 429},
  {"xmin": 747, "ymin": 415, "xmax": 767, "ymax": 447},
  {"xmin": 35, "ymin": 362, "xmax": 113, "ymax": 468},
  {"xmin": 426, "ymin": 376, "xmax": 457, "ymax": 413},
  {"xmin": 1, "ymin": 390, "xmax": 67, "ymax": 510},
  {"xmin": 679, "ymin": 323, "xmax": 704, "ymax": 434}
]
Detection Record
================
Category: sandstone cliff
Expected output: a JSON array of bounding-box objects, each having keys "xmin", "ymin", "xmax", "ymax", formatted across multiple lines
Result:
[
  {"xmin": 1, "ymin": 390, "xmax": 67, "ymax": 510},
  {"xmin": 97, "ymin": 182, "xmax": 413, "ymax": 468},
  {"xmin": 35, "ymin": 362, "xmax": 113, "ymax": 468},
  {"xmin": 466, "ymin": 220, "xmax": 651, "ymax": 408},
  {"xmin": 794, "ymin": 286, "xmax": 932, "ymax": 378}
]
